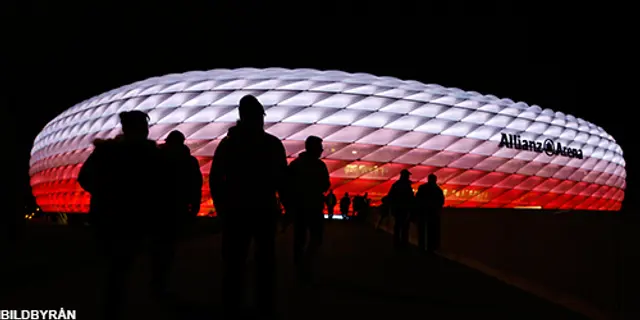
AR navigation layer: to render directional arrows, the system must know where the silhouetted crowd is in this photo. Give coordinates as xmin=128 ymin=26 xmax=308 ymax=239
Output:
xmin=78 ymin=95 xmax=444 ymax=320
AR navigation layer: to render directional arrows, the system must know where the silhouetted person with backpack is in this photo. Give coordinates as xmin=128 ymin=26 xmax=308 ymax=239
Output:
xmin=325 ymin=190 xmax=337 ymax=220
xmin=387 ymin=169 xmax=414 ymax=248
xmin=78 ymin=111 xmax=163 ymax=320
xmin=284 ymin=136 xmax=331 ymax=284
xmin=209 ymin=95 xmax=288 ymax=318
xmin=151 ymin=130 xmax=203 ymax=298
xmin=415 ymin=173 xmax=445 ymax=253
xmin=340 ymin=193 xmax=351 ymax=219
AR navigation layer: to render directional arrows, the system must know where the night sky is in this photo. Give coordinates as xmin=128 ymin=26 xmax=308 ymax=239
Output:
xmin=9 ymin=1 xmax=636 ymax=212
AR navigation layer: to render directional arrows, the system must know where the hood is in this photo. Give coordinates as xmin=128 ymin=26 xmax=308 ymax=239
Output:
xmin=93 ymin=137 xmax=117 ymax=147
xmin=226 ymin=122 xmax=264 ymax=139
xmin=93 ymin=135 xmax=155 ymax=148
xmin=93 ymin=138 xmax=107 ymax=146
xmin=160 ymin=143 xmax=191 ymax=156
xmin=427 ymin=181 xmax=440 ymax=189
xmin=297 ymin=151 xmax=323 ymax=161
xmin=227 ymin=125 xmax=240 ymax=138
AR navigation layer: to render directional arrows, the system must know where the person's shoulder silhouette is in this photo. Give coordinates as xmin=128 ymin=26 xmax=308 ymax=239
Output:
xmin=209 ymin=95 xmax=287 ymax=216
xmin=157 ymin=130 xmax=203 ymax=219
xmin=78 ymin=110 xmax=164 ymax=231
xmin=416 ymin=174 xmax=445 ymax=209
xmin=285 ymin=135 xmax=330 ymax=209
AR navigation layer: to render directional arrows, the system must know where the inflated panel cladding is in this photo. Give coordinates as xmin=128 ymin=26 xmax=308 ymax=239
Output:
xmin=30 ymin=68 xmax=625 ymax=213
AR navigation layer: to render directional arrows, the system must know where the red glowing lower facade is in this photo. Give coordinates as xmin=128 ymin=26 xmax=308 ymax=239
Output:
xmin=29 ymin=145 xmax=625 ymax=215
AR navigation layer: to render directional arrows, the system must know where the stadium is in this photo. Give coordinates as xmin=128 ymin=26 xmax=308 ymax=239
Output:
xmin=29 ymin=68 xmax=626 ymax=215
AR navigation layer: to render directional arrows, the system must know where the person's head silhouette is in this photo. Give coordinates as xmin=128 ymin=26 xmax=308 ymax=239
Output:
xmin=119 ymin=111 xmax=150 ymax=140
xmin=400 ymin=169 xmax=411 ymax=180
xmin=166 ymin=130 xmax=186 ymax=146
xmin=428 ymin=173 xmax=437 ymax=184
xmin=305 ymin=135 xmax=324 ymax=159
xmin=238 ymin=95 xmax=265 ymax=130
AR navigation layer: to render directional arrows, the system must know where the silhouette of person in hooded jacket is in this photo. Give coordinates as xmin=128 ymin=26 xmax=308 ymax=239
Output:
xmin=209 ymin=95 xmax=288 ymax=318
xmin=78 ymin=110 xmax=163 ymax=320
xmin=284 ymin=135 xmax=330 ymax=284
xmin=151 ymin=130 xmax=203 ymax=298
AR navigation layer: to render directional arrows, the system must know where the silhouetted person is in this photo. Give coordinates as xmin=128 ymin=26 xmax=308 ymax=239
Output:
xmin=376 ymin=195 xmax=391 ymax=230
xmin=325 ymin=190 xmax=337 ymax=220
xmin=78 ymin=111 xmax=163 ymax=320
xmin=415 ymin=174 xmax=445 ymax=253
xmin=361 ymin=192 xmax=371 ymax=222
xmin=352 ymin=195 xmax=363 ymax=220
xmin=151 ymin=130 xmax=203 ymax=298
xmin=387 ymin=169 xmax=414 ymax=248
xmin=340 ymin=193 xmax=351 ymax=219
xmin=284 ymin=136 xmax=330 ymax=284
xmin=209 ymin=95 xmax=287 ymax=318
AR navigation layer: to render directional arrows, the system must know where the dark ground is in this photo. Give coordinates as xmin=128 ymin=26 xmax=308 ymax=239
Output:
xmin=0 ymin=219 xmax=586 ymax=320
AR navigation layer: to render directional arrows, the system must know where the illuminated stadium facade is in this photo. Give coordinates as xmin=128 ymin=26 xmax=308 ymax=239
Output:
xmin=29 ymin=68 xmax=626 ymax=214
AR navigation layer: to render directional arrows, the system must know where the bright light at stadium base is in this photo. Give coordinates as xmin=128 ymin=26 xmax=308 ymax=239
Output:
xmin=325 ymin=214 xmax=345 ymax=220
xmin=29 ymin=68 xmax=626 ymax=214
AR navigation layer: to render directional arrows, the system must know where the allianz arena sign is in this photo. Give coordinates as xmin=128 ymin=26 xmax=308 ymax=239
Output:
xmin=499 ymin=133 xmax=584 ymax=159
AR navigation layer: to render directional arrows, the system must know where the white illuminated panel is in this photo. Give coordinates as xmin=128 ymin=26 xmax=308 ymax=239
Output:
xmin=284 ymin=107 xmax=339 ymax=124
xmin=264 ymin=106 xmax=304 ymax=123
xmin=278 ymin=92 xmax=329 ymax=106
xmin=318 ymin=109 xmax=370 ymax=126
xmin=352 ymin=112 xmax=401 ymax=128
xmin=347 ymin=96 xmax=393 ymax=111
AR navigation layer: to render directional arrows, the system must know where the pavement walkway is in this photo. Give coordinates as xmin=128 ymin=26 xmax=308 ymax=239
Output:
xmin=0 ymin=221 xmax=585 ymax=319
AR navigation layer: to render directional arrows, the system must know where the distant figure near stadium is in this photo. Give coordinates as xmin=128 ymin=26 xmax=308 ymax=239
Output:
xmin=415 ymin=173 xmax=445 ymax=253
